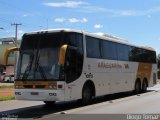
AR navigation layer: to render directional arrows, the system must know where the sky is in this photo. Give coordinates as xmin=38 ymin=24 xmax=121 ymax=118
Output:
xmin=0 ymin=0 xmax=160 ymax=54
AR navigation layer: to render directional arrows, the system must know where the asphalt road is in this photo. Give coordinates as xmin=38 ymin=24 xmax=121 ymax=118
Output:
xmin=0 ymin=85 xmax=160 ymax=120
xmin=62 ymin=90 xmax=160 ymax=114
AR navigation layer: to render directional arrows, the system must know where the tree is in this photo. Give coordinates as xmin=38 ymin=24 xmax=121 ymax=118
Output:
xmin=157 ymin=54 xmax=160 ymax=69
xmin=157 ymin=54 xmax=160 ymax=79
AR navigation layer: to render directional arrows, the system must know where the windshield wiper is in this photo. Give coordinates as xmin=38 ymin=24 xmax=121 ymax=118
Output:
xmin=21 ymin=54 xmax=34 ymax=80
xmin=34 ymin=51 xmax=47 ymax=80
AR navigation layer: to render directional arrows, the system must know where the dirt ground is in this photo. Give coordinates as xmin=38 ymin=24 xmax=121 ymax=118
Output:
xmin=0 ymin=83 xmax=14 ymax=97
xmin=0 ymin=88 xmax=14 ymax=97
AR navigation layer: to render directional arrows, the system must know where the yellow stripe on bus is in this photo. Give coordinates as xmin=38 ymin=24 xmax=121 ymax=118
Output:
xmin=136 ymin=63 xmax=152 ymax=83
xmin=14 ymin=81 xmax=57 ymax=89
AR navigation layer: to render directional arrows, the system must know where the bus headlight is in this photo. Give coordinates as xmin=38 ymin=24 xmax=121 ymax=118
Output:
xmin=48 ymin=85 xmax=57 ymax=89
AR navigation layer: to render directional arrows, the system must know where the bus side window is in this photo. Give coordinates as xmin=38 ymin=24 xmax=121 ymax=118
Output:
xmin=117 ymin=44 xmax=129 ymax=61
xmin=101 ymin=40 xmax=117 ymax=60
xmin=86 ymin=36 xmax=101 ymax=58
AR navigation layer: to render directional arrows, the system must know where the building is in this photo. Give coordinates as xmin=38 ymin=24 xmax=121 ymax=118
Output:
xmin=0 ymin=37 xmax=20 ymax=81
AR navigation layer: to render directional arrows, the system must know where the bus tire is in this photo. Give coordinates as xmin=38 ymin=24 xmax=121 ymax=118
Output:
xmin=142 ymin=79 xmax=148 ymax=93
xmin=134 ymin=79 xmax=141 ymax=94
xmin=43 ymin=101 xmax=55 ymax=106
xmin=82 ymin=85 xmax=92 ymax=104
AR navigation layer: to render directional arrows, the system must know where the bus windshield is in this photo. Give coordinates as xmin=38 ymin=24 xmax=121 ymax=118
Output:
xmin=16 ymin=32 xmax=65 ymax=81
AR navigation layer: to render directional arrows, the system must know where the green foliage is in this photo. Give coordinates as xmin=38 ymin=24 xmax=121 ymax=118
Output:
xmin=0 ymin=85 xmax=14 ymax=89
xmin=157 ymin=53 xmax=160 ymax=69
xmin=0 ymin=96 xmax=15 ymax=101
xmin=158 ymin=69 xmax=160 ymax=79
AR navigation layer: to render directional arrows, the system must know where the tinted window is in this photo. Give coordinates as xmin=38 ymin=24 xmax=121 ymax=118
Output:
xmin=129 ymin=46 xmax=156 ymax=63
xmin=141 ymin=49 xmax=156 ymax=63
xmin=129 ymin=47 xmax=139 ymax=61
xmin=117 ymin=44 xmax=129 ymax=61
xmin=65 ymin=32 xmax=83 ymax=54
xmin=86 ymin=36 xmax=101 ymax=58
xmin=86 ymin=35 xmax=156 ymax=64
xmin=22 ymin=33 xmax=63 ymax=50
xmin=18 ymin=33 xmax=64 ymax=80
xmin=148 ymin=51 xmax=156 ymax=63
xmin=140 ymin=49 xmax=149 ymax=62
xmin=65 ymin=33 xmax=84 ymax=83
xmin=101 ymin=41 xmax=117 ymax=60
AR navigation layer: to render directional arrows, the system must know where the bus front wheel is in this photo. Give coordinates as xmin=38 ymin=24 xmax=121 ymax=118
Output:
xmin=82 ymin=86 xmax=92 ymax=104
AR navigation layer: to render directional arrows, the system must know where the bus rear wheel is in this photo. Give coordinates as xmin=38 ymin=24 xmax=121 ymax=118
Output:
xmin=82 ymin=86 xmax=92 ymax=104
xmin=134 ymin=80 xmax=141 ymax=94
xmin=142 ymin=79 xmax=148 ymax=93
xmin=44 ymin=101 xmax=56 ymax=106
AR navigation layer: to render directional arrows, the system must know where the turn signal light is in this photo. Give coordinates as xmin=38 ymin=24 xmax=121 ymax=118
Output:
xmin=58 ymin=84 xmax=63 ymax=89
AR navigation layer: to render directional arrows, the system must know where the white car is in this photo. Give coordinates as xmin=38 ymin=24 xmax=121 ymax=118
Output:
xmin=3 ymin=73 xmax=14 ymax=83
xmin=0 ymin=72 xmax=6 ymax=82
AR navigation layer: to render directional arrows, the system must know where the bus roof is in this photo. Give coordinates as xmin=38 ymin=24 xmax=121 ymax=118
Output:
xmin=24 ymin=28 xmax=156 ymax=51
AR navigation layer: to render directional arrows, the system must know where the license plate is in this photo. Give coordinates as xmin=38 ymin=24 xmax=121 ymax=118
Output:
xmin=31 ymin=92 xmax=39 ymax=95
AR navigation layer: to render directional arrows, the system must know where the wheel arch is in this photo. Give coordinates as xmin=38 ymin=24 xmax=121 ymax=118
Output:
xmin=82 ymin=80 xmax=96 ymax=97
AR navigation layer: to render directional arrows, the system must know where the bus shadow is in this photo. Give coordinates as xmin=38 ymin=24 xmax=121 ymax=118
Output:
xmin=0 ymin=90 xmax=155 ymax=119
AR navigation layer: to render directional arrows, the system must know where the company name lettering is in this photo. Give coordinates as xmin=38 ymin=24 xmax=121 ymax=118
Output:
xmin=98 ymin=62 xmax=129 ymax=69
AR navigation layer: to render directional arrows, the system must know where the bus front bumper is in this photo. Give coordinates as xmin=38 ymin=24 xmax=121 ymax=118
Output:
xmin=15 ymin=89 xmax=65 ymax=101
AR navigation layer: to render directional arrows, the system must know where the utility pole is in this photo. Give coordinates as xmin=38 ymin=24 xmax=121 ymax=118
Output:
xmin=11 ymin=23 xmax=22 ymax=46
xmin=0 ymin=27 xmax=4 ymax=41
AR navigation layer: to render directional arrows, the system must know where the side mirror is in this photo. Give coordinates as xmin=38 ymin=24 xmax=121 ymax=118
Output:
xmin=59 ymin=44 xmax=68 ymax=65
xmin=2 ymin=47 xmax=19 ymax=65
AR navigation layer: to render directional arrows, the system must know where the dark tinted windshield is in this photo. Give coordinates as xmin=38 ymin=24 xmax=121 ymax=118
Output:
xmin=16 ymin=32 xmax=65 ymax=81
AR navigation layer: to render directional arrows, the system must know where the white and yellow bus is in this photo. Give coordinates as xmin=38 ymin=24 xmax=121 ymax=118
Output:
xmin=3 ymin=29 xmax=157 ymax=105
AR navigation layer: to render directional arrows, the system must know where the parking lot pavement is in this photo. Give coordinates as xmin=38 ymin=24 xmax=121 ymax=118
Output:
xmin=148 ymin=84 xmax=160 ymax=91
xmin=0 ymin=100 xmax=43 ymax=113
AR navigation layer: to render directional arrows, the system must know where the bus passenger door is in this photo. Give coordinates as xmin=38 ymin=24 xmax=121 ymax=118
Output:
xmin=64 ymin=45 xmax=83 ymax=100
